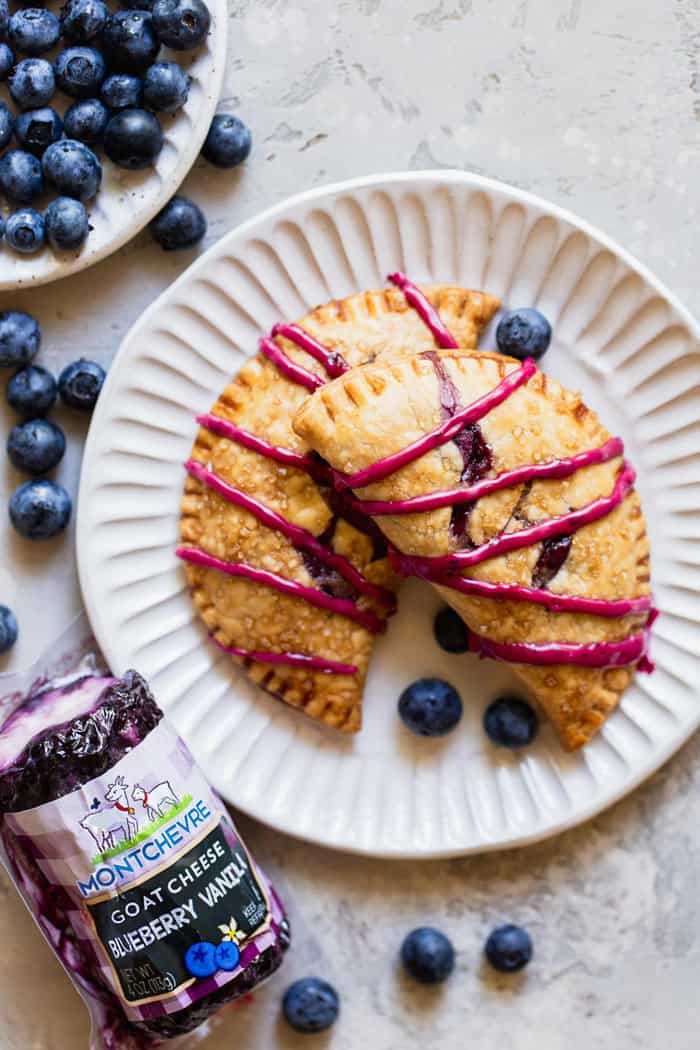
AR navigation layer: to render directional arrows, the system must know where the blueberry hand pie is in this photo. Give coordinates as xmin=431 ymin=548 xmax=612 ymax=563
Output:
xmin=294 ymin=348 xmax=654 ymax=750
xmin=178 ymin=277 xmax=499 ymax=732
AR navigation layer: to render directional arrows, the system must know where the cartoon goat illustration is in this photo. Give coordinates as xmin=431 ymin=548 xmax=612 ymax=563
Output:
xmin=79 ymin=776 xmax=140 ymax=852
xmin=131 ymin=780 xmax=179 ymax=822
xmin=79 ymin=808 xmax=129 ymax=853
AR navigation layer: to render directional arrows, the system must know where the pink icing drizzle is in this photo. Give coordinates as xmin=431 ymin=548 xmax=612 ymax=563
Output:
xmin=259 ymin=336 xmax=324 ymax=392
xmin=272 ymin=323 xmax=349 ymax=378
xmin=210 ymin=634 xmax=358 ymax=675
xmin=332 ymin=358 xmax=537 ymax=491
xmin=349 ymin=437 xmax=625 ymax=515
xmin=467 ymin=624 xmax=653 ymax=670
xmin=197 ymin=414 xmax=331 ymax=481
xmin=429 ymin=571 xmax=653 ymax=617
xmin=388 ymin=272 xmax=459 ymax=348
xmin=176 ymin=546 xmax=386 ymax=635
xmin=392 ymin=463 xmax=637 ymax=576
xmin=185 ymin=459 xmax=396 ymax=610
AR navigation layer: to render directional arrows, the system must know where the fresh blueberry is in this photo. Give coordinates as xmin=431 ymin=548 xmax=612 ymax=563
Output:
xmin=100 ymin=71 xmax=141 ymax=110
xmin=150 ymin=194 xmax=205 ymax=250
xmin=0 ymin=101 xmax=14 ymax=148
xmin=0 ymin=42 xmax=14 ymax=79
xmin=282 ymin=978 xmax=339 ymax=1034
xmin=60 ymin=0 xmax=109 ymax=42
xmin=42 ymin=139 xmax=102 ymax=200
xmin=184 ymin=941 xmax=216 ymax=979
xmin=8 ymin=9 xmax=60 ymax=56
xmin=101 ymin=10 xmax=159 ymax=73
xmin=433 ymin=606 xmax=469 ymax=654
xmin=6 ymin=207 xmax=45 ymax=253
xmin=0 ymin=0 xmax=8 ymax=42
xmin=5 ymin=213 xmax=32 ymax=251
xmin=496 ymin=308 xmax=552 ymax=362
xmin=63 ymin=97 xmax=108 ymax=142
xmin=484 ymin=924 xmax=533 ymax=973
xmin=45 ymin=196 xmax=90 ymax=250
xmin=9 ymin=478 xmax=72 ymax=540
xmin=214 ymin=941 xmax=240 ymax=972
xmin=0 ymin=312 xmax=40 ymax=368
xmin=398 ymin=677 xmax=463 ymax=737
xmin=202 ymin=113 xmax=251 ymax=168
xmin=401 ymin=927 xmax=455 ymax=985
xmin=483 ymin=695 xmax=539 ymax=749
xmin=0 ymin=150 xmax=42 ymax=203
xmin=58 ymin=357 xmax=105 ymax=410
xmin=142 ymin=60 xmax=189 ymax=112
xmin=151 ymin=0 xmax=210 ymax=50
xmin=7 ymin=418 xmax=65 ymax=473
xmin=104 ymin=107 xmax=162 ymax=168
xmin=10 ymin=58 xmax=56 ymax=110
xmin=15 ymin=107 xmax=63 ymax=155
xmin=54 ymin=45 xmax=106 ymax=98
xmin=0 ymin=605 xmax=18 ymax=654
xmin=6 ymin=365 xmax=57 ymax=415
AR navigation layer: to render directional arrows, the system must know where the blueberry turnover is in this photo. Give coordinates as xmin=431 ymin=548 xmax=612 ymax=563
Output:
xmin=178 ymin=278 xmax=500 ymax=732
xmin=294 ymin=332 xmax=654 ymax=750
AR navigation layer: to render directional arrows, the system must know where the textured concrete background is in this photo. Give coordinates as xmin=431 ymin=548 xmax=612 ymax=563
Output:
xmin=1 ymin=1 xmax=700 ymax=1046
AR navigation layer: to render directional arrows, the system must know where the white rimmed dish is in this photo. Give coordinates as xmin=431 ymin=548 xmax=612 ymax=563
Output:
xmin=77 ymin=170 xmax=700 ymax=858
xmin=0 ymin=0 xmax=226 ymax=290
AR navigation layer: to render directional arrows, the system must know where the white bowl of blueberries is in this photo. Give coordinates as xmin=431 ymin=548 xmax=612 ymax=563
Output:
xmin=0 ymin=0 xmax=239 ymax=285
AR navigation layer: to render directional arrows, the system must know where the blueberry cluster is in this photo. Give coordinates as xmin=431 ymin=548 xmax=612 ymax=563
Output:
xmin=0 ymin=308 xmax=106 ymax=652
xmin=0 ymin=0 xmax=251 ymax=255
xmin=399 ymin=923 xmax=533 ymax=983
xmin=282 ymin=922 xmax=533 ymax=1033
xmin=403 ymin=606 xmax=541 ymax=748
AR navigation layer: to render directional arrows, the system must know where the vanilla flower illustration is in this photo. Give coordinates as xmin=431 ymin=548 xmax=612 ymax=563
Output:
xmin=218 ymin=917 xmax=243 ymax=943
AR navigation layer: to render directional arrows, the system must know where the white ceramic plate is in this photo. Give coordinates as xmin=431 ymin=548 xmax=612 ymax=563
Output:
xmin=77 ymin=171 xmax=700 ymax=858
xmin=0 ymin=0 xmax=226 ymax=290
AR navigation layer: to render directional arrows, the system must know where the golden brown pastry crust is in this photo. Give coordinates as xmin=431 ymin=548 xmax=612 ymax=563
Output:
xmin=180 ymin=286 xmax=500 ymax=732
xmin=293 ymin=350 xmax=651 ymax=749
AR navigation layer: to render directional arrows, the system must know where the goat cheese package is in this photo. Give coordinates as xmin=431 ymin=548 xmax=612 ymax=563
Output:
xmin=0 ymin=667 xmax=290 ymax=1048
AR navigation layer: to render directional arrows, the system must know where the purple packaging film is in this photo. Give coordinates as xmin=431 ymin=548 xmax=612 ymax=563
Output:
xmin=0 ymin=615 xmax=290 ymax=1048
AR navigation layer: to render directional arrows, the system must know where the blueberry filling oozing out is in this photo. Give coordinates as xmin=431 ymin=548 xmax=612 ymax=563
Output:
xmin=324 ymin=487 xmax=388 ymax=562
xmin=447 ymin=424 xmax=493 ymax=542
xmin=300 ymin=517 xmax=358 ymax=601
xmin=449 ymin=499 xmax=475 ymax=544
xmin=531 ymin=534 xmax=572 ymax=589
xmin=452 ymin=422 xmax=493 ymax=485
xmin=424 ymin=352 xmax=494 ymax=544
xmin=309 ymin=450 xmax=388 ymax=563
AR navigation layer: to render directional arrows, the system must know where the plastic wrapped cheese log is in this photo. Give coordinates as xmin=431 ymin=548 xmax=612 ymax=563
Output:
xmin=0 ymin=669 xmax=290 ymax=1048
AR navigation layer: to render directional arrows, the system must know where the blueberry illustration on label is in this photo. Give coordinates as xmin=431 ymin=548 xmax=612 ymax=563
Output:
xmin=184 ymin=941 xmax=217 ymax=979
xmin=215 ymin=940 xmax=240 ymax=972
